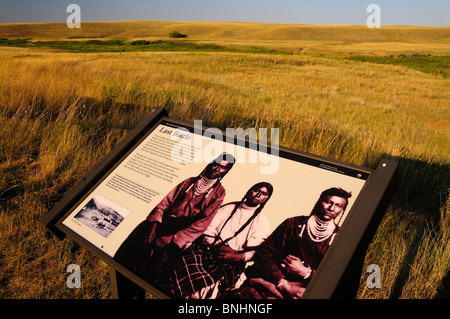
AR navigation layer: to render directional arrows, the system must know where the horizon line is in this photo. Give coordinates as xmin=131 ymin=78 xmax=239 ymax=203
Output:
xmin=0 ymin=19 xmax=449 ymax=28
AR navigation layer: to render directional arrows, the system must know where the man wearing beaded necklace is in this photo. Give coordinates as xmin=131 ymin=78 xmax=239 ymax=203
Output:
xmin=113 ymin=153 xmax=235 ymax=282
xmin=232 ymin=187 xmax=352 ymax=299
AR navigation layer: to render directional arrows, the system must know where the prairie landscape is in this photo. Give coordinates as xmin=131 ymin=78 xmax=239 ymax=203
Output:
xmin=0 ymin=20 xmax=448 ymax=299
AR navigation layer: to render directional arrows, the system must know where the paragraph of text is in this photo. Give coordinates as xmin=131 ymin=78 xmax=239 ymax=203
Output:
xmin=124 ymin=152 xmax=180 ymax=183
xmin=106 ymin=174 xmax=160 ymax=204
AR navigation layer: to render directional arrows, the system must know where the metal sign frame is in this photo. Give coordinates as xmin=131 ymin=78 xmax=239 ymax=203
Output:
xmin=42 ymin=106 xmax=398 ymax=299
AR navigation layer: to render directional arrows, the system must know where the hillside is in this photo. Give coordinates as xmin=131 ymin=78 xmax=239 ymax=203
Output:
xmin=0 ymin=20 xmax=449 ymax=43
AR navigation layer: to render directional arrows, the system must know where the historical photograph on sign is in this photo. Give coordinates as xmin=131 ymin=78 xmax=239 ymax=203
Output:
xmin=73 ymin=194 xmax=129 ymax=238
xmin=61 ymin=120 xmax=368 ymax=299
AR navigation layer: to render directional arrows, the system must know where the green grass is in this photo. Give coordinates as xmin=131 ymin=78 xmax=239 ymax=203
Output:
xmin=0 ymin=37 xmax=293 ymax=55
xmin=346 ymin=54 xmax=450 ymax=78
xmin=0 ymin=38 xmax=32 ymax=46
xmin=2 ymin=38 xmax=448 ymax=78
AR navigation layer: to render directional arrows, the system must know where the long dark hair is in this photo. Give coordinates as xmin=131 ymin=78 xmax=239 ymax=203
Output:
xmin=213 ymin=182 xmax=274 ymax=247
xmin=243 ymin=182 xmax=274 ymax=207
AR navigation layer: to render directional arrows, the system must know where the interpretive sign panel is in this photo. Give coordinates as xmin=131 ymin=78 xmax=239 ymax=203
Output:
xmin=43 ymin=107 xmax=397 ymax=299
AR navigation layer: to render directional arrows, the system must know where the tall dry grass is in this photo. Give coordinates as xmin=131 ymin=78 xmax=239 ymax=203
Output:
xmin=0 ymin=41 xmax=448 ymax=298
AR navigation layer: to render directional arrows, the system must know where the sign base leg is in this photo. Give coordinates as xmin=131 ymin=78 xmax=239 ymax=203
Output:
xmin=109 ymin=267 xmax=146 ymax=299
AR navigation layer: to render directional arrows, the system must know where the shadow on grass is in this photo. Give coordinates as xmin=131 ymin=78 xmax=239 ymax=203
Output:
xmin=382 ymin=155 xmax=449 ymax=223
xmin=379 ymin=155 xmax=449 ymax=299
xmin=388 ymin=226 xmax=424 ymax=299
xmin=435 ymin=270 xmax=450 ymax=299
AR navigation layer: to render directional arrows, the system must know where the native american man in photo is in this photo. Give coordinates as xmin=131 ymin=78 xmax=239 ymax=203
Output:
xmin=232 ymin=187 xmax=352 ymax=299
xmin=114 ymin=153 xmax=235 ymax=282
xmin=171 ymin=182 xmax=274 ymax=299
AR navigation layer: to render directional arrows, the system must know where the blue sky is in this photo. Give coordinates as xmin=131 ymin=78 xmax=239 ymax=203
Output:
xmin=1 ymin=0 xmax=449 ymax=26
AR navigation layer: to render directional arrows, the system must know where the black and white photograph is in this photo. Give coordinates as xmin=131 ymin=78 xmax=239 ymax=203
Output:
xmin=74 ymin=194 xmax=129 ymax=238
xmin=60 ymin=119 xmax=371 ymax=299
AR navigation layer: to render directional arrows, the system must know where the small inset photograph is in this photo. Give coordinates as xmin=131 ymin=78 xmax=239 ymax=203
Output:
xmin=74 ymin=194 xmax=129 ymax=238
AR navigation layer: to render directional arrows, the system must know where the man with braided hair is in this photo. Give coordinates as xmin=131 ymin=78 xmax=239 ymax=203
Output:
xmin=232 ymin=187 xmax=352 ymax=299
xmin=170 ymin=182 xmax=274 ymax=299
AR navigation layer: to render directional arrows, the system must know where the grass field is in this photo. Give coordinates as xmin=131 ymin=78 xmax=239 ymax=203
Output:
xmin=0 ymin=21 xmax=449 ymax=299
